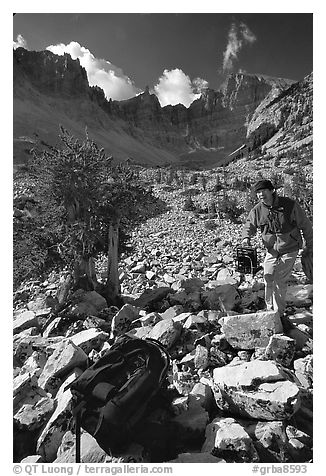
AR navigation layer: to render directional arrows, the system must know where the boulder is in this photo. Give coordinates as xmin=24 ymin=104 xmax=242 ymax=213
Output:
xmin=172 ymin=363 xmax=199 ymax=395
xmin=212 ymin=360 xmax=301 ymax=420
xmin=42 ymin=317 xmax=63 ymax=338
xmin=285 ymin=425 xmax=313 ymax=462
xmin=172 ymin=405 xmax=209 ymax=439
xmin=189 ymin=382 xmax=216 ymax=412
xmin=293 ymin=355 xmax=313 ymax=389
xmin=168 ymin=452 xmax=225 ymax=463
xmin=168 ymin=290 xmax=188 ymax=306
xmin=184 ymin=314 xmax=209 ymax=331
xmin=194 ymin=344 xmax=209 ymax=370
xmin=148 ymin=318 xmax=182 ymax=349
xmin=286 ymin=285 xmax=313 ymax=306
xmin=221 ymin=310 xmax=283 ymax=349
xmin=132 ymin=287 xmax=171 ymax=310
xmin=13 ymin=310 xmax=39 ymax=335
xmin=68 ymin=290 xmax=107 ymax=316
xmin=201 ymin=417 xmax=259 ymax=463
xmin=287 ymin=327 xmax=313 ymax=351
xmin=126 ymin=326 xmax=152 ymax=339
xmin=54 ymin=431 xmax=107 ymax=463
xmin=14 ymin=335 xmax=62 ymax=367
xmin=68 ymin=328 xmax=110 ymax=354
xmin=265 ymin=334 xmax=296 ymax=367
xmin=38 ymin=340 xmax=88 ymax=395
xmin=18 ymin=350 xmax=48 ymax=379
xmin=37 ymin=369 xmax=82 ymax=462
xmin=161 ymin=305 xmax=184 ymax=320
xmin=14 ymin=385 xmax=55 ymax=431
xmin=179 ymin=277 xmax=205 ymax=293
xmin=244 ymin=420 xmax=291 ymax=462
xmin=202 ymin=284 xmax=240 ymax=311
xmin=20 ymin=455 xmax=43 ymax=463
xmin=110 ymin=303 xmax=140 ymax=337
xmin=137 ymin=312 xmax=162 ymax=327
xmin=13 ymin=373 xmax=39 ymax=412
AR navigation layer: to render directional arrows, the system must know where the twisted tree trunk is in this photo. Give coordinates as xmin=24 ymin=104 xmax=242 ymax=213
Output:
xmin=105 ymin=218 xmax=121 ymax=305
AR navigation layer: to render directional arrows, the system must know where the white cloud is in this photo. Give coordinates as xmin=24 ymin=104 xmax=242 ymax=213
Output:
xmin=46 ymin=41 xmax=141 ymax=101
xmin=223 ymin=21 xmax=257 ymax=71
xmin=154 ymin=69 xmax=208 ymax=107
xmin=240 ymin=22 xmax=257 ymax=44
xmin=13 ymin=34 xmax=28 ymax=50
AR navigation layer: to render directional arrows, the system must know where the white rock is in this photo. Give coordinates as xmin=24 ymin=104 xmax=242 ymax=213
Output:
xmin=20 ymin=455 xmax=43 ymax=463
xmin=37 ymin=369 xmax=82 ymax=462
xmin=148 ymin=318 xmax=182 ymax=349
xmin=13 ymin=310 xmax=38 ymax=335
xmin=265 ymin=334 xmax=296 ymax=366
xmin=168 ymin=452 xmax=225 ymax=463
xmin=68 ymin=328 xmax=110 ymax=354
xmin=38 ymin=340 xmax=88 ymax=395
xmin=221 ymin=310 xmax=283 ymax=349
xmin=213 ymin=360 xmax=301 ymax=420
xmin=111 ymin=303 xmax=140 ymax=337
xmin=201 ymin=416 xmax=259 ymax=462
xmin=14 ymin=386 xmax=54 ymax=431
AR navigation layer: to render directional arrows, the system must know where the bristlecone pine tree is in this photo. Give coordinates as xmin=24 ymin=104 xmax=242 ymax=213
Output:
xmin=29 ymin=126 xmax=155 ymax=305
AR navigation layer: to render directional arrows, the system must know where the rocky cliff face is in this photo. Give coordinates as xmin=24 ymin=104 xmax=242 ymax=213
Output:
xmin=14 ymin=47 xmax=89 ymax=97
xmin=13 ymin=48 xmax=309 ymax=168
xmin=246 ymin=73 xmax=313 ymax=155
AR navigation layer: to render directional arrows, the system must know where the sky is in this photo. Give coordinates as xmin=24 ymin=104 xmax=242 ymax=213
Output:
xmin=13 ymin=12 xmax=313 ymax=107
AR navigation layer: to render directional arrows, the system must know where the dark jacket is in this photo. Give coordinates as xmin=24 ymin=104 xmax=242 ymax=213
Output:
xmin=242 ymin=194 xmax=313 ymax=256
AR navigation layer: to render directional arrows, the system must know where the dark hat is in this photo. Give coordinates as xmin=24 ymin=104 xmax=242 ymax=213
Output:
xmin=253 ymin=179 xmax=275 ymax=193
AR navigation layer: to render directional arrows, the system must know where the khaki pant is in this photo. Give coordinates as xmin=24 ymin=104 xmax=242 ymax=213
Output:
xmin=263 ymin=250 xmax=298 ymax=316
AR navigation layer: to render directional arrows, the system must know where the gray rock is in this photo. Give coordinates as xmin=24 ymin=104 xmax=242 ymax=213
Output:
xmin=286 ymin=285 xmax=313 ymax=306
xmin=68 ymin=290 xmax=107 ymax=316
xmin=287 ymin=327 xmax=313 ymax=351
xmin=42 ymin=317 xmax=63 ymax=338
xmin=221 ymin=311 xmax=283 ymax=349
xmin=68 ymin=328 xmax=110 ymax=354
xmin=14 ymin=386 xmax=55 ymax=431
xmin=132 ymin=287 xmax=171 ymax=309
xmin=13 ymin=373 xmax=39 ymax=412
xmin=13 ymin=310 xmax=39 ymax=335
xmin=179 ymin=277 xmax=205 ymax=293
xmin=126 ymin=325 xmax=152 ymax=339
xmin=38 ymin=340 xmax=88 ymax=395
xmin=212 ymin=360 xmax=301 ymax=420
xmin=265 ymin=334 xmax=296 ymax=367
xmin=194 ymin=344 xmax=209 ymax=370
xmin=172 ymin=404 xmax=209 ymax=437
xmin=37 ymin=369 xmax=82 ymax=462
xmin=189 ymin=382 xmax=215 ymax=412
xmin=20 ymin=455 xmax=43 ymax=463
xmin=244 ymin=420 xmax=291 ymax=462
xmin=54 ymin=431 xmax=107 ymax=463
xmin=111 ymin=303 xmax=139 ymax=337
xmin=168 ymin=452 xmax=225 ymax=463
xmin=294 ymin=355 xmax=313 ymax=388
xmin=161 ymin=305 xmax=184 ymax=320
xmin=137 ymin=312 xmax=162 ymax=327
xmin=172 ymin=363 xmax=199 ymax=395
xmin=20 ymin=349 xmax=48 ymax=378
xmin=148 ymin=318 xmax=182 ymax=349
xmin=202 ymin=284 xmax=240 ymax=311
xmin=201 ymin=416 xmax=259 ymax=463
xmin=14 ymin=335 xmax=63 ymax=367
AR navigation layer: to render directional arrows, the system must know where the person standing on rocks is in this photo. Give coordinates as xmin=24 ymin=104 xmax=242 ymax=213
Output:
xmin=241 ymin=179 xmax=313 ymax=320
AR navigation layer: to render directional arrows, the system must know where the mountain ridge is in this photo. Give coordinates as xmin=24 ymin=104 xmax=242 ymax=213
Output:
xmin=13 ymin=48 xmax=312 ymax=169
